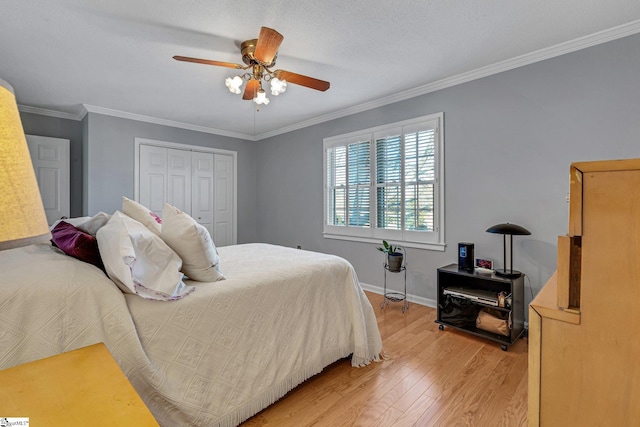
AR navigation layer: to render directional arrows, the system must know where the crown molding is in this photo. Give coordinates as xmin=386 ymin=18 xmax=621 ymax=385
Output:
xmin=81 ymin=104 xmax=255 ymax=141
xmin=18 ymin=19 xmax=640 ymax=142
xmin=256 ymin=19 xmax=640 ymax=140
xmin=18 ymin=104 xmax=86 ymax=121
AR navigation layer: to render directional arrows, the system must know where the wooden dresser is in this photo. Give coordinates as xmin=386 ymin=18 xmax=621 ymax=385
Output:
xmin=528 ymin=159 xmax=640 ymax=426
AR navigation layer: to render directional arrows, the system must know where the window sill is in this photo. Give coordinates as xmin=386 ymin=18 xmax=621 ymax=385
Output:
xmin=323 ymin=233 xmax=447 ymax=252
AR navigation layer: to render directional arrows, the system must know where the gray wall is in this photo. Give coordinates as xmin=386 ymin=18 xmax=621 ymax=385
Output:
xmin=84 ymin=113 xmax=258 ymax=243
xmin=19 ymin=32 xmax=640 ymax=309
xmin=20 ymin=112 xmax=84 ymax=217
xmin=254 ymin=33 xmax=640 ymax=306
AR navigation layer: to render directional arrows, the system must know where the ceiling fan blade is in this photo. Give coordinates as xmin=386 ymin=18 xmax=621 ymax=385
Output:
xmin=253 ymin=27 xmax=284 ymax=65
xmin=243 ymin=79 xmax=260 ymax=100
xmin=173 ymin=55 xmax=244 ymax=69
xmin=273 ymin=70 xmax=330 ymax=92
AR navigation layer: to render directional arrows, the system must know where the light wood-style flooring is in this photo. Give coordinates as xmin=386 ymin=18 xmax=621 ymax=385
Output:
xmin=242 ymin=292 xmax=528 ymax=427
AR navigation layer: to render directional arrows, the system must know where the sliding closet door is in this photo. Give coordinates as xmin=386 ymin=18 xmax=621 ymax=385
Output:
xmin=140 ymin=146 xmax=192 ymax=217
xmin=167 ymin=148 xmax=191 ymax=214
xmin=192 ymin=151 xmax=214 ymax=238
xmin=139 ymin=144 xmax=167 ymax=217
xmin=214 ymin=154 xmax=234 ymax=247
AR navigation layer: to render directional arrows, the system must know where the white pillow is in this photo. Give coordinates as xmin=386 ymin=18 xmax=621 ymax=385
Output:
xmin=97 ymin=211 xmax=194 ymax=301
xmin=161 ymin=203 xmax=225 ymax=282
xmin=76 ymin=211 xmax=111 ymax=236
xmin=122 ymin=196 xmax=162 ymax=236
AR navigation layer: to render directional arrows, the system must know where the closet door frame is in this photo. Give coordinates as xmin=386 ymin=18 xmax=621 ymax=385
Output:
xmin=134 ymin=137 xmax=237 ymax=245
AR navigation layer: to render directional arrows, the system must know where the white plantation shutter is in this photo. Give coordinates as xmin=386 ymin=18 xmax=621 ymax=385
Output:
xmin=323 ymin=113 xmax=444 ymax=250
xmin=326 ymin=145 xmax=346 ymax=226
xmin=404 ymin=125 xmax=436 ymax=232
xmin=324 ymin=135 xmax=372 ymax=238
xmin=347 ymin=141 xmax=370 ymax=227
xmin=375 ymin=131 xmax=402 ymax=230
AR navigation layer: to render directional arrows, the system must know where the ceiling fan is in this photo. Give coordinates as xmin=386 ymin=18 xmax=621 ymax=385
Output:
xmin=173 ymin=26 xmax=330 ymax=105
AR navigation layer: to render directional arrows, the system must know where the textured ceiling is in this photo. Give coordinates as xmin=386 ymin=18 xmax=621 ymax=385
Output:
xmin=3 ymin=1 xmax=640 ymax=140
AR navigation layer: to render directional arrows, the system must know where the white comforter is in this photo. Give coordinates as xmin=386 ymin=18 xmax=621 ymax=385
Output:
xmin=0 ymin=243 xmax=151 ymax=374
xmin=0 ymin=243 xmax=382 ymax=426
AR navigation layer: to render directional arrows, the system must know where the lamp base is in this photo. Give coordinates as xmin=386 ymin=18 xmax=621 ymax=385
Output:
xmin=495 ymin=269 xmax=523 ymax=278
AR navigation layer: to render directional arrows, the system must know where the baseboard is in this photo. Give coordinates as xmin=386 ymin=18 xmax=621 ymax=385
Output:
xmin=360 ymin=282 xmax=437 ymax=309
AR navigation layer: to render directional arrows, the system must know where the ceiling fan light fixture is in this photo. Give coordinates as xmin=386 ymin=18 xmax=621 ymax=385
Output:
xmin=225 ymin=76 xmax=243 ymax=94
xmin=174 ymin=26 xmax=330 ymax=106
xmin=270 ymin=77 xmax=287 ymax=96
xmin=253 ymin=88 xmax=270 ymax=105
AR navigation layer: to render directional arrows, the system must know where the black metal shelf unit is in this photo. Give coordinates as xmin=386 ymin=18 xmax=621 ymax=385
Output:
xmin=436 ymin=263 xmax=525 ymax=351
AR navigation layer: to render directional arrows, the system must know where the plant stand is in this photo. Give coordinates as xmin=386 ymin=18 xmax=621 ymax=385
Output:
xmin=381 ymin=264 xmax=409 ymax=313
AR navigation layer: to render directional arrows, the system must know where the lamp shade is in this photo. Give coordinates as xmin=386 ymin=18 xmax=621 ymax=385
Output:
xmin=486 ymin=223 xmax=531 ymax=236
xmin=0 ymin=78 xmax=51 ymax=250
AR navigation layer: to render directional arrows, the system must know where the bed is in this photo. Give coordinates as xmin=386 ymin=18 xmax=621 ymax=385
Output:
xmin=0 ymin=241 xmax=382 ymax=426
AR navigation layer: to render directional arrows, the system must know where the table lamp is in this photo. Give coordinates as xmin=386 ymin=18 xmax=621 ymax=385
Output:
xmin=486 ymin=223 xmax=531 ymax=278
xmin=0 ymin=78 xmax=51 ymax=251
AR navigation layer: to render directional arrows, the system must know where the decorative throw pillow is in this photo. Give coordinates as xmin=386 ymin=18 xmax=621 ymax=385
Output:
xmin=51 ymin=221 xmax=105 ymax=271
xmin=161 ymin=203 xmax=225 ymax=282
xmin=122 ymin=196 xmax=162 ymax=236
xmin=97 ymin=211 xmax=194 ymax=301
xmin=76 ymin=211 xmax=111 ymax=236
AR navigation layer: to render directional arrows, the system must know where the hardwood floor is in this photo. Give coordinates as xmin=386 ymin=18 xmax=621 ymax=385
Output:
xmin=242 ymin=292 xmax=528 ymax=427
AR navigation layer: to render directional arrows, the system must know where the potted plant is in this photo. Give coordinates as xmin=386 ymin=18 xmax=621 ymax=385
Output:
xmin=377 ymin=240 xmax=404 ymax=272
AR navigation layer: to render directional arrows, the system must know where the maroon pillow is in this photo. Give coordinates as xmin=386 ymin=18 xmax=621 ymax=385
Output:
xmin=51 ymin=221 xmax=105 ymax=271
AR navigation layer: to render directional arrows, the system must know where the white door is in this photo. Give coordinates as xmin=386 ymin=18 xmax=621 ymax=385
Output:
xmin=167 ymin=148 xmax=191 ymax=213
xmin=140 ymin=146 xmax=193 ymax=217
xmin=139 ymin=144 xmax=167 ymax=217
xmin=213 ymin=154 xmax=234 ymax=247
xmin=192 ymin=152 xmax=214 ymax=238
xmin=26 ymin=135 xmax=70 ymax=225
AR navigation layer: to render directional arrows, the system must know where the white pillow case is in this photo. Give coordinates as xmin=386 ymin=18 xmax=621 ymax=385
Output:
xmin=122 ymin=196 xmax=162 ymax=236
xmin=97 ymin=211 xmax=194 ymax=301
xmin=161 ymin=203 xmax=225 ymax=282
xmin=76 ymin=211 xmax=111 ymax=236
xmin=50 ymin=212 xmax=111 ymax=236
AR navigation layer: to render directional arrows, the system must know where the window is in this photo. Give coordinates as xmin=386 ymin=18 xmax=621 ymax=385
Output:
xmin=323 ymin=113 xmax=444 ymax=250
